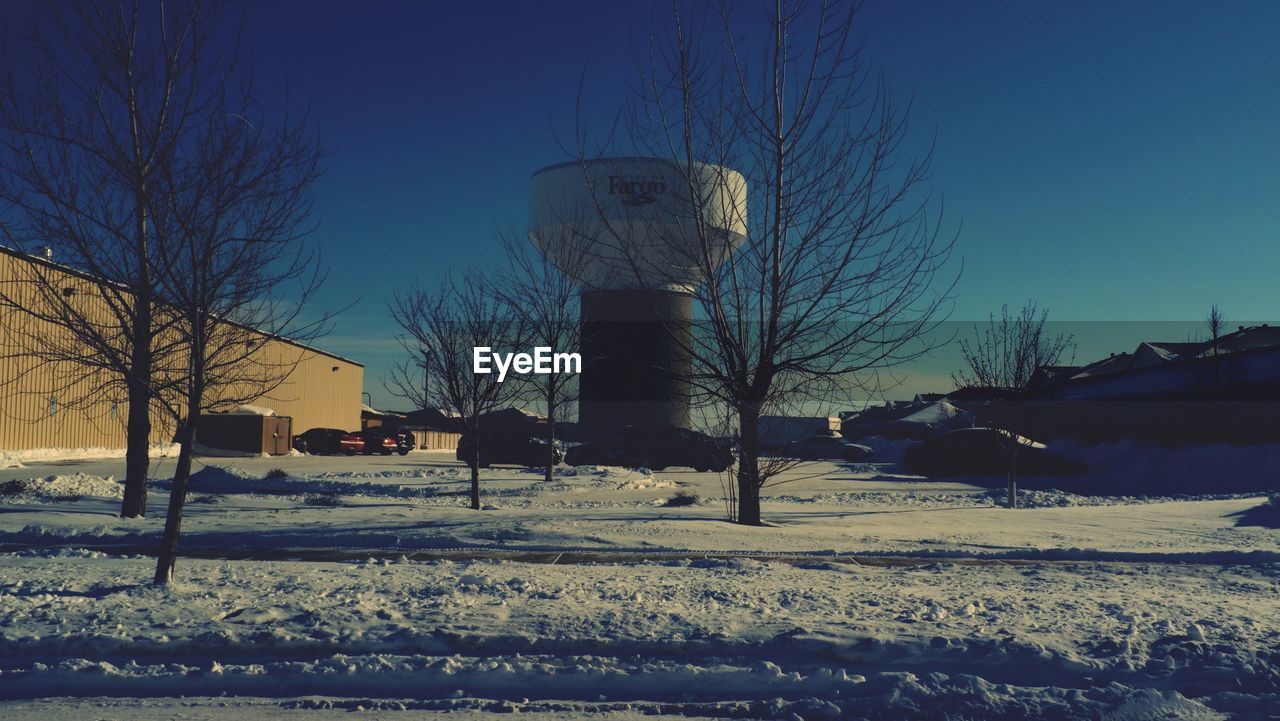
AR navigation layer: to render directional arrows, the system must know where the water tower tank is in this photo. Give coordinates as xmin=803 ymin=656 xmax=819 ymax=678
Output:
xmin=529 ymin=157 xmax=747 ymax=436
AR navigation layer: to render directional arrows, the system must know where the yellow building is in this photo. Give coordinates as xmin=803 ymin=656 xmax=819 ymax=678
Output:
xmin=0 ymin=246 xmax=362 ymax=452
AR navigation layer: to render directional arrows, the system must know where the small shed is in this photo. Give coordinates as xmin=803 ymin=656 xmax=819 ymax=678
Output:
xmin=198 ymin=406 xmax=292 ymax=455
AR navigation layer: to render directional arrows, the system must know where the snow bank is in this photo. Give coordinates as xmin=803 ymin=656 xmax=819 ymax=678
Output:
xmin=176 ymin=465 xmax=438 ymax=498
xmin=0 ymin=474 xmax=123 ymax=502
xmin=192 ymin=442 xmax=271 ymax=459
xmin=224 ymin=404 xmax=276 ymax=416
xmin=0 ymin=444 xmax=178 ymax=465
xmin=862 ymin=436 xmax=1280 ymax=497
xmin=1040 ymin=441 xmax=1280 ymax=495
xmin=851 ymin=435 xmax=917 ymax=463
xmin=615 ymin=476 xmax=679 ymax=491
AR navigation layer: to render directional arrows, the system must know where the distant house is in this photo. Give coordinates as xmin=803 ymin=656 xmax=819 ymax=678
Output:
xmin=366 ymin=407 xmax=462 ymax=452
xmin=361 ymin=404 xmax=406 ymax=429
xmin=400 ymin=407 xmax=464 ymax=432
xmin=757 ymin=416 xmax=840 ymax=449
xmin=957 ymin=325 xmax=1280 ymax=445
xmin=841 ymin=399 xmax=973 ymax=441
xmin=1030 ymin=325 xmax=1280 ymax=402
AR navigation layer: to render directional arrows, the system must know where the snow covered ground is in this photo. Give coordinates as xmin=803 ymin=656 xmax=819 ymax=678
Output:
xmin=2 ymin=450 xmax=1278 ymax=718
xmin=2 ymin=454 xmax=1275 ymax=563
xmin=0 ymin=443 xmax=180 ymax=470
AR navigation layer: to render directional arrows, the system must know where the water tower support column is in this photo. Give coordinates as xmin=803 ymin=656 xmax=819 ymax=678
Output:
xmin=578 ymin=288 xmax=693 ymax=438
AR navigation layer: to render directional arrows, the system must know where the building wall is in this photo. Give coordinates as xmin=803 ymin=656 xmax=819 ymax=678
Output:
xmin=0 ymin=249 xmax=362 ymax=451
xmin=413 ymin=430 xmax=460 ymax=452
xmin=248 ymin=340 xmax=363 ymax=434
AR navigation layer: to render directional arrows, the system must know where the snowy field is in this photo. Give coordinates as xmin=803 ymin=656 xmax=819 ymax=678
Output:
xmin=2 ymin=450 xmax=1279 ymax=718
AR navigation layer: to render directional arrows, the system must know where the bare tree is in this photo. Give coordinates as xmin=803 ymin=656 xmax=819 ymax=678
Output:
xmin=952 ymin=302 xmax=1073 ymax=508
xmin=1191 ymin=303 xmax=1235 ymax=397
xmin=0 ymin=0 xmax=230 ymax=517
xmin=489 ymin=231 xmax=581 ymax=483
xmin=575 ymin=1 xmax=956 ymax=524
xmin=387 ymin=276 xmax=523 ymax=510
xmin=1206 ymin=304 xmax=1226 ymax=344
xmin=137 ymin=9 xmax=327 ymax=584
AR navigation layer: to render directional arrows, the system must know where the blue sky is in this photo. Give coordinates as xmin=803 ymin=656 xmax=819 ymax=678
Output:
xmin=6 ymin=1 xmax=1279 ymax=409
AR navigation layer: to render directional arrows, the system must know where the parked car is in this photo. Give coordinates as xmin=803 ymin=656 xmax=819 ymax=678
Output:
xmin=784 ymin=431 xmax=874 ymax=461
xmin=359 ymin=427 xmax=416 ymax=456
xmin=566 ymin=424 xmax=735 ymax=472
xmin=456 ymin=434 xmax=564 ymax=468
xmin=901 ymin=427 xmax=1084 ymax=477
xmin=293 ymin=428 xmax=364 ymax=455
xmin=357 ymin=429 xmax=400 ymax=455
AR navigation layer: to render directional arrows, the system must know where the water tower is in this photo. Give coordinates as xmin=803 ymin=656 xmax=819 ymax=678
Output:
xmin=529 ymin=157 xmax=747 ymax=437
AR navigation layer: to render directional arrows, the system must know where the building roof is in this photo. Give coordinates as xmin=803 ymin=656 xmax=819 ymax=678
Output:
xmin=1055 ymin=325 xmax=1280 ymax=384
xmin=1031 ymin=324 xmax=1280 ymax=400
xmin=0 ymin=244 xmax=362 ymax=368
xmin=361 ymin=405 xmax=406 ymax=419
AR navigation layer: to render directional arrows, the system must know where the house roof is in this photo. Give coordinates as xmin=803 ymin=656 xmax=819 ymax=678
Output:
xmin=1036 ymin=324 xmax=1280 ymax=389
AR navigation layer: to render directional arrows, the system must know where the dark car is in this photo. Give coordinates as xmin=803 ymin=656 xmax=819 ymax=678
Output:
xmin=566 ymin=424 xmax=735 ymax=472
xmin=456 ymin=434 xmax=564 ymax=468
xmin=784 ymin=431 xmax=874 ymax=462
xmin=293 ymin=428 xmax=364 ymax=455
xmin=359 ymin=427 xmax=416 ymax=456
xmin=357 ymin=429 xmax=400 ymax=455
xmin=901 ymin=428 xmax=1083 ymax=477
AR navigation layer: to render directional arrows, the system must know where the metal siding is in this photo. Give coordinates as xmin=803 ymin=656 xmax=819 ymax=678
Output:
xmin=0 ymin=251 xmax=361 ymax=451
xmin=256 ymin=341 xmax=363 ymax=434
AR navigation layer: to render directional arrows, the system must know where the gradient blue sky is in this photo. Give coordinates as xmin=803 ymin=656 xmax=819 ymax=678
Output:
xmin=7 ymin=1 xmax=1280 ymax=408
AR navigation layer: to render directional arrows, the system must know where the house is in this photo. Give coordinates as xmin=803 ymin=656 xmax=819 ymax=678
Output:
xmin=959 ymin=325 xmax=1280 ymax=445
xmin=1031 ymin=325 xmax=1280 ymax=402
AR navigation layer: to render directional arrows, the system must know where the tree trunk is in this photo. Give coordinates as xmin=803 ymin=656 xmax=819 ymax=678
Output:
xmin=122 ymin=102 xmax=153 ymax=519
xmin=736 ymin=404 xmax=763 ymax=526
xmin=120 ymin=375 xmax=151 ymax=518
xmin=544 ymin=383 xmax=556 ymax=484
xmin=120 ymin=301 xmax=153 ymax=518
xmin=1007 ymin=446 xmax=1019 ymax=509
xmin=154 ymin=412 xmax=197 ymax=584
xmin=470 ymin=434 xmax=481 ymax=510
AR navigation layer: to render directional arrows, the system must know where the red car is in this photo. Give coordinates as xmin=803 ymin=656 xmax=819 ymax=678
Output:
xmin=357 ymin=429 xmax=401 ymax=455
xmin=293 ymin=428 xmax=364 ymax=455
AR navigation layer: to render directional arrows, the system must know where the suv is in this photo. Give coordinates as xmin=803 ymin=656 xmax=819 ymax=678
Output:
xmin=456 ymin=434 xmax=564 ymax=468
xmin=566 ymin=425 xmax=735 ymax=472
xmin=359 ymin=427 xmax=416 ymax=456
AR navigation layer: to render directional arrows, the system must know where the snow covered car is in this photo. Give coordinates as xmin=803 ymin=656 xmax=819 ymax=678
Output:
xmin=783 ymin=431 xmax=874 ymax=461
xmin=358 ymin=427 xmax=416 ymax=456
xmin=566 ymin=424 xmax=735 ymax=472
xmin=901 ymin=428 xmax=1084 ymax=477
xmin=456 ymin=434 xmax=563 ymax=468
xmin=292 ymin=428 xmax=364 ymax=455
